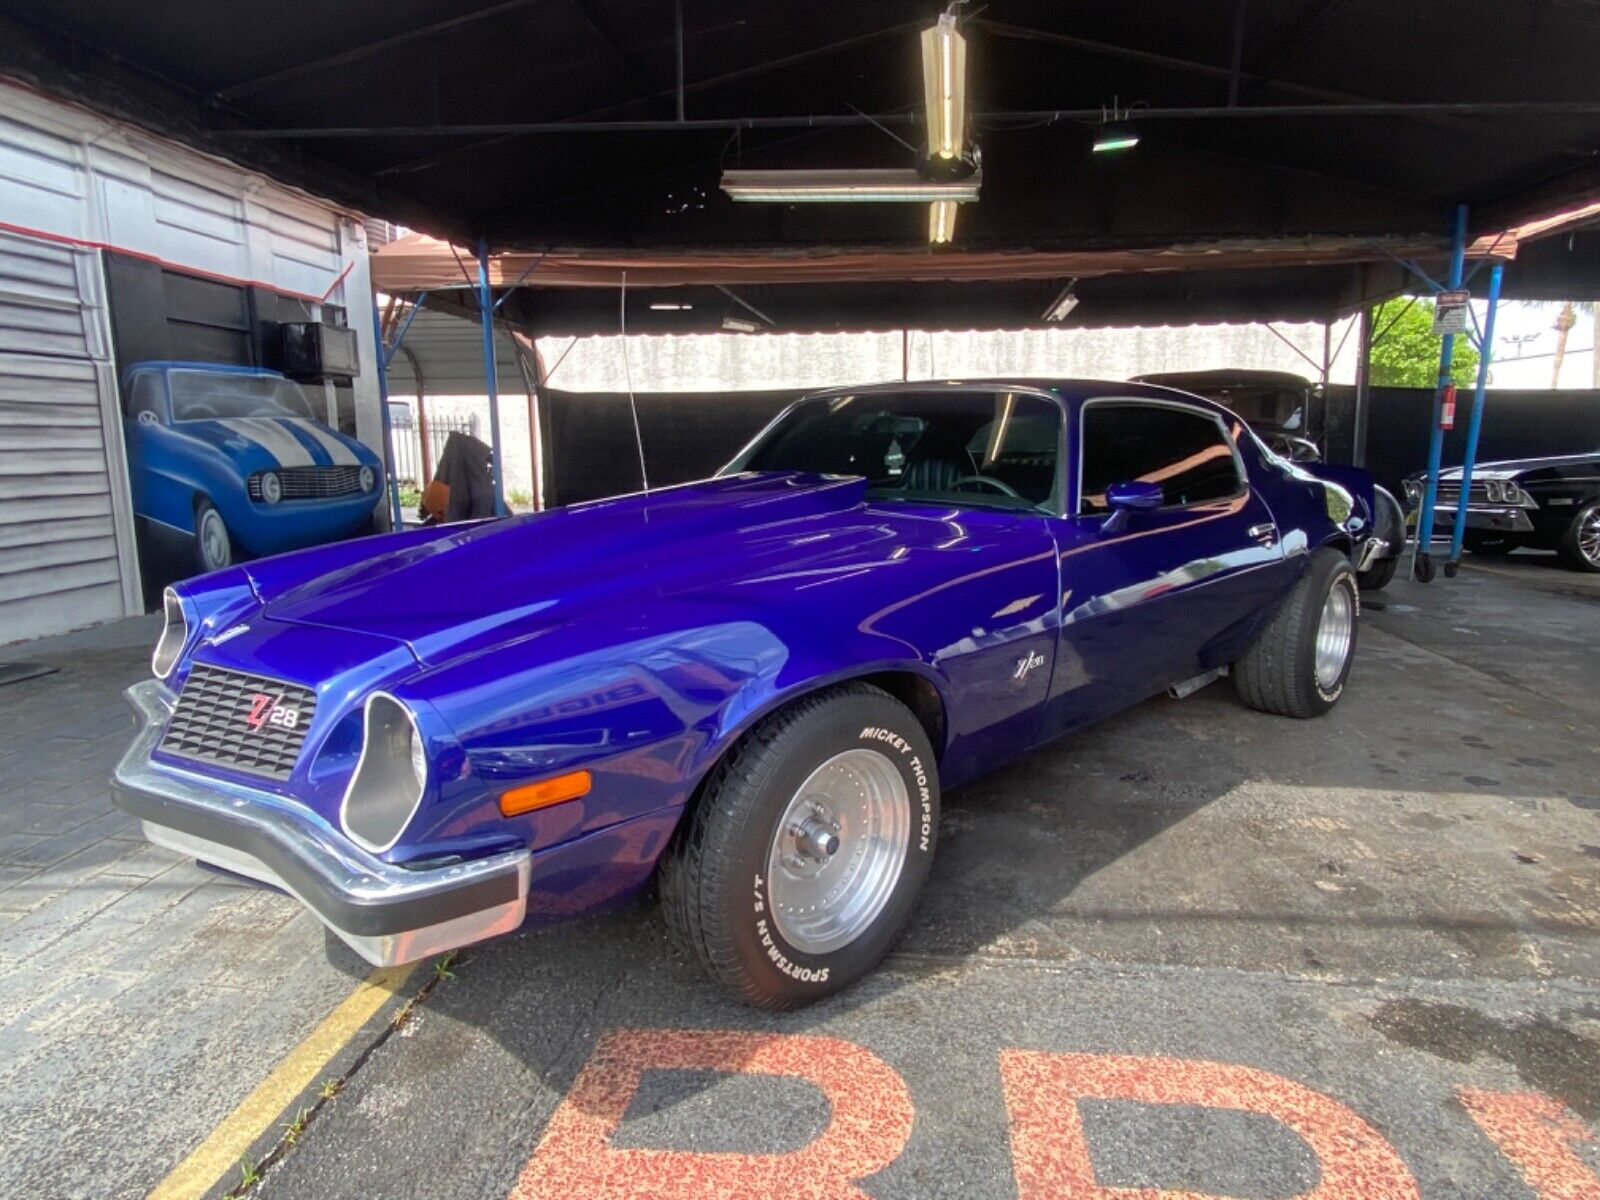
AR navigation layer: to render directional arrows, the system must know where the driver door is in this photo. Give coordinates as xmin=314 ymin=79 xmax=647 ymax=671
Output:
xmin=1040 ymin=397 xmax=1287 ymax=735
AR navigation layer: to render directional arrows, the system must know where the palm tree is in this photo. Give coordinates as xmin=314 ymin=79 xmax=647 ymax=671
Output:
xmin=1550 ymin=301 xmax=1596 ymax=388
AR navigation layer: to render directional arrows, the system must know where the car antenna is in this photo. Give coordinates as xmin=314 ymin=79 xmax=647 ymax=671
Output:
xmin=620 ymin=271 xmax=650 ymax=497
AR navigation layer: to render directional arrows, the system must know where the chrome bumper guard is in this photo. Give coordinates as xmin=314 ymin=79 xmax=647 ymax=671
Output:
xmin=112 ymin=680 xmax=530 ymax=967
xmin=1354 ymin=536 xmax=1390 ymax=572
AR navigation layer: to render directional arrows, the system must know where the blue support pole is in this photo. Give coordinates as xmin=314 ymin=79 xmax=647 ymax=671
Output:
xmin=1411 ymin=204 xmax=1468 ymax=582
xmin=1447 ymin=261 xmax=1504 ymax=567
xmin=476 ymin=237 xmax=508 ymax=517
xmin=370 ymin=296 xmax=405 ymax=530
xmin=384 ymin=290 xmax=428 ymax=369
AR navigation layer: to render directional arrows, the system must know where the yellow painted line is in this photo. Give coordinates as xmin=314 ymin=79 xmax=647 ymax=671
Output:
xmin=147 ymin=963 xmax=417 ymax=1200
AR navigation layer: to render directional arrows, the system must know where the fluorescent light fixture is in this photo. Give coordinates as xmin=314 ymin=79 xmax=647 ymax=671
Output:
xmin=1043 ymin=282 xmax=1079 ymax=322
xmin=921 ymin=13 xmax=968 ymax=161
xmin=722 ymin=168 xmax=980 ymax=203
xmin=1092 ymin=124 xmax=1140 ymax=153
xmin=648 ymin=302 xmax=693 ymax=311
xmin=929 ymin=199 xmax=957 ymax=244
xmin=721 ymin=316 xmax=760 ymax=333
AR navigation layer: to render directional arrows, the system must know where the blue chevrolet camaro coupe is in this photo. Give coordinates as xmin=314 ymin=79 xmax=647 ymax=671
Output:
xmin=124 ymin=361 xmax=383 ymax=573
xmin=114 ymin=381 xmax=1387 ymax=1007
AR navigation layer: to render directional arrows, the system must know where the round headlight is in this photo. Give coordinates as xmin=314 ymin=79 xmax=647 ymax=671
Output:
xmin=360 ymin=465 xmax=376 ymax=493
xmin=259 ymin=470 xmax=283 ymax=505
xmin=340 ymin=693 xmax=427 ymax=853
xmin=151 ymin=587 xmax=187 ymax=679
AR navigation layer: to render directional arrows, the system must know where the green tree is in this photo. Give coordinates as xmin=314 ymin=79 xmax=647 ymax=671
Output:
xmin=1368 ymin=297 xmax=1481 ymax=388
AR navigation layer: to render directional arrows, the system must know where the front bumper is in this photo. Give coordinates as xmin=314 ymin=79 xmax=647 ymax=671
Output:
xmin=111 ymin=680 xmax=530 ymax=966
xmin=1422 ymin=504 xmax=1536 ymax=534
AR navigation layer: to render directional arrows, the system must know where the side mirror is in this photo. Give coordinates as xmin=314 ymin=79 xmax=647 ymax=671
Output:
xmin=1102 ymin=479 xmax=1162 ymax=533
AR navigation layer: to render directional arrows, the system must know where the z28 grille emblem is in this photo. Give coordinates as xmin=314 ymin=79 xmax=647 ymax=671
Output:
xmin=1013 ymin=650 xmax=1046 ymax=681
xmin=245 ymin=692 xmax=301 ymax=732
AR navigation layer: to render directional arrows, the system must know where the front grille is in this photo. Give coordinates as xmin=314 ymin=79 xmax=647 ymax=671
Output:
xmin=1435 ymin=482 xmax=1488 ymax=506
xmin=160 ymin=664 xmax=317 ymax=781
xmin=249 ymin=465 xmax=365 ymax=500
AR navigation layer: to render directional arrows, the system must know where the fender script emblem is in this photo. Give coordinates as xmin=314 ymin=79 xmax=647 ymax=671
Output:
xmin=1013 ymin=650 xmax=1046 ymax=681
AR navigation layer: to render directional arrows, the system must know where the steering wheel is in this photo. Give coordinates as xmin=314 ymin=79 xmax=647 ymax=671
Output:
xmin=183 ymin=404 xmax=220 ymax=419
xmin=951 ymin=474 xmax=1023 ymax=500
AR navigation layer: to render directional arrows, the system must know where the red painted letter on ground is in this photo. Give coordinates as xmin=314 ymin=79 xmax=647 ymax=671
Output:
xmin=510 ymin=1027 xmax=913 ymax=1200
xmin=1459 ymin=1087 xmax=1600 ymax=1200
xmin=999 ymin=1050 xmax=1420 ymax=1199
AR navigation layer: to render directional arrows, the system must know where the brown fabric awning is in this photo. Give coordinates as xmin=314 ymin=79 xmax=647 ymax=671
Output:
xmin=370 ymin=230 xmax=1526 ymax=294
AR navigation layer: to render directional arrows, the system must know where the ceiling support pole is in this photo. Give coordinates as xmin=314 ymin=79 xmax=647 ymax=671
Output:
xmin=1446 ymin=260 xmax=1504 ymax=569
xmin=1351 ymin=307 xmax=1372 ymax=469
xmin=369 ymin=296 xmax=405 ymax=529
xmin=1411 ymin=203 xmax=1468 ymax=583
xmin=477 ymin=237 xmax=509 ymax=517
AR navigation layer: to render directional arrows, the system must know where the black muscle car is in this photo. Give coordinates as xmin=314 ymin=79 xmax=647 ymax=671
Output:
xmin=1405 ymin=450 xmax=1600 ymax=572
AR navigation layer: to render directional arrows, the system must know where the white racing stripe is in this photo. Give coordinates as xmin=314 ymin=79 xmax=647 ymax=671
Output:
xmin=219 ymin=418 xmax=315 ymax=468
xmin=288 ymin=419 xmax=361 ymax=466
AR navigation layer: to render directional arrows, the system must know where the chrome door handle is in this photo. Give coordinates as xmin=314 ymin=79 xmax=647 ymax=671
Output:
xmin=1249 ymin=523 xmax=1278 ymax=543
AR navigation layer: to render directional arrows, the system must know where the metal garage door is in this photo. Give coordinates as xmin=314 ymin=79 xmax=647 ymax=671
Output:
xmin=0 ymin=230 xmax=140 ymax=643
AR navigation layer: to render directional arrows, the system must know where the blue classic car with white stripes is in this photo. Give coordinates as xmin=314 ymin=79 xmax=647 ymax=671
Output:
xmin=123 ymin=362 xmax=383 ymax=572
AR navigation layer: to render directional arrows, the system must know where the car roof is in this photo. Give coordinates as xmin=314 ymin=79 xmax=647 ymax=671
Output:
xmin=801 ymin=378 xmax=1231 ymax=415
xmin=1130 ymin=368 xmax=1315 ymax=390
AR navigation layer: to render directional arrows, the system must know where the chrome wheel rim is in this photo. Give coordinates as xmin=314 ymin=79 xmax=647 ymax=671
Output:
xmin=198 ymin=509 xmax=231 ymax=570
xmin=1314 ymin=581 xmax=1355 ymax=689
xmin=1580 ymin=510 xmax=1600 ymax=566
xmin=766 ymin=748 xmax=910 ymax=956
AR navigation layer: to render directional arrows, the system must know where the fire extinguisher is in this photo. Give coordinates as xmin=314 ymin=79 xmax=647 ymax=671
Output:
xmin=1440 ymin=383 xmax=1457 ymax=430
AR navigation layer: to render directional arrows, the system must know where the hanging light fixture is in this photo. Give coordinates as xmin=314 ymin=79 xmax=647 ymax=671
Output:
xmin=722 ymin=168 xmax=980 ymax=203
xmin=718 ymin=5 xmax=979 ymax=246
xmin=1092 ymin=99 xmax=1141 ymax=153
xmin=921 ymin=11 xmax=967 ymax=164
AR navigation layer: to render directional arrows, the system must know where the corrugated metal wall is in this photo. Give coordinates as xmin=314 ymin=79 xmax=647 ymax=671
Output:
xmin=0 ymin=77 xmax=381 ymax=641
xmin=0 ymin=230 xmax=140 ymax=641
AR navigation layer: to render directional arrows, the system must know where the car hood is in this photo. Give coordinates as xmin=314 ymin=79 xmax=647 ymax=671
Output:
xmin=254 ymin=472 xmax=904 ymax=666
xmin=173 ymin=416 xmax=377 ymax=470
xmin=1434 ymin=451 xmax=1600 ymax=481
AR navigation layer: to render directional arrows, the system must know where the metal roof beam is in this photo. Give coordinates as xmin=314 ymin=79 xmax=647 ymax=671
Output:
xmin=210 ymin=0 xmax=551 ymax=102
xmin=371 ymin=17 xmax=926 ymax=177
xmin=225 ymin=102 xmax=1600 ymax=139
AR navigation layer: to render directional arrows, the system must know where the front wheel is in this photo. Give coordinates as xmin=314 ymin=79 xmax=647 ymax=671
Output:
xmin=194 ymin=498 xmax=232 ymax=573
xmin=1235 ymin=548 xmax=1358 ymax=719
xmin=1558 ymin=501 xmax=1600 ymax=573
xmin=659 ymin=683 xmax=939 ymax=1009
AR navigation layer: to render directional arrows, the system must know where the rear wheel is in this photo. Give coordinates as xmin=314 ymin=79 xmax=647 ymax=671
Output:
xmin=1235 ymin=548 xmax=1358 ymax=719
xmin=194 ymin=499 xmax=232 ymax=573
xmin=1463 ymin=532 xmax=1519 ymax=557
xmin=659 ymin=683 xmax=939 ymax=1009
xmin=1558 ymin=501 xmax=1600 ymax=573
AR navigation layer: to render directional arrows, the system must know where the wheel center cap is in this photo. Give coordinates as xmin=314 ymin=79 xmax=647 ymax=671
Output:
xmin=796 ymin=815 xmax=841 ymax=862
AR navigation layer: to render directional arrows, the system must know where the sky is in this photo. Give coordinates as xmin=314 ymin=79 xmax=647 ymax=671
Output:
xmin=1472 ymin=299 xmax=1597 ymax=389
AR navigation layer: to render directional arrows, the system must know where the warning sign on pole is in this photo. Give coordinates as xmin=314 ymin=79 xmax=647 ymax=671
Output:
xmin=1433 ymin=290 xmax=1471 ymax=336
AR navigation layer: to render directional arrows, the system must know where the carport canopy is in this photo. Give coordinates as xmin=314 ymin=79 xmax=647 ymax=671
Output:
xmin=4 ymin=2 xmax=1600 ymax=304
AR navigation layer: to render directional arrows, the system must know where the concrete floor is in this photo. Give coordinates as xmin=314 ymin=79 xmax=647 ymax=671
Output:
xmin=3 ymin=561 xmax=1598 ymax=1198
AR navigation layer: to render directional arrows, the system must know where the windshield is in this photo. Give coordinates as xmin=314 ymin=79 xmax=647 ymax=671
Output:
xmin=169 ymin=370 xmax=316 ymax=422
xmin=727 ymin=390 xmax=1061 ymax=512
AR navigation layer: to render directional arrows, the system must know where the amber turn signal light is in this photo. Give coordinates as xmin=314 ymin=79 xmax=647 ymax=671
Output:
xmin=499 ymin=769 xmax=592 ymax=817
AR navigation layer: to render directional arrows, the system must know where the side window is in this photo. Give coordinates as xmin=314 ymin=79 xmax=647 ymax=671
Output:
xmin=1079 ymin=403 xmax=1242 ymax=514
xmin=125 ymin=372 xmax=166 ymax=423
